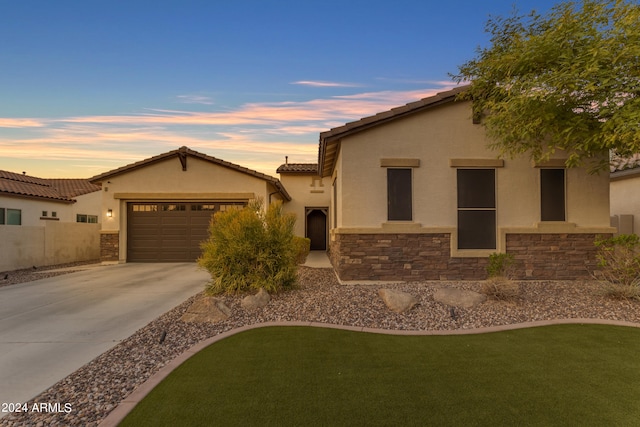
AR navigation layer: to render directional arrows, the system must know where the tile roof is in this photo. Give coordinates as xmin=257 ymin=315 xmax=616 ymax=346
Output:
xmin=318 ymin=85 xmax=469 ymax=177
xmin=89 ymin=146 xmax=291 ymax=201
xmin=0 ymin=170 xmax=100 ymax=203
xmin=276 ymin=163 xmax=318 ymax=174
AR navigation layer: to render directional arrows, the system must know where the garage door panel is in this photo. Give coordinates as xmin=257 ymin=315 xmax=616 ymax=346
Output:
xmin=127 ymin=201 xmax=246 ymax=262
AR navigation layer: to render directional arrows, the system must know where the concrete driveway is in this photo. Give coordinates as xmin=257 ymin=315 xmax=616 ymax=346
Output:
xmin=0 ymin=263 xmax=209 ymax=413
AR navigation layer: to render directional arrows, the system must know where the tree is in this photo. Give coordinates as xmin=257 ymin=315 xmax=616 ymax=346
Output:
xmin=452 ymin=0 xmax=640 ymax=172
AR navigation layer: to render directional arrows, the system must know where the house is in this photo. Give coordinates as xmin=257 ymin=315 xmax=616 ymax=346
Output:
xmin=610 ymin=163 xmax=640 ymax=235
xmin=318 ymin=87 xmax=615 ymax=281
xmin=0 ymin=170 xmax=101 ymax=271
xmin=29 ymin=86 xmax=611 ymax=283
xmin=277 ymin=162 xmax=330 ymax=250
xmin=89 ymin=146 xmax=290 ymax=263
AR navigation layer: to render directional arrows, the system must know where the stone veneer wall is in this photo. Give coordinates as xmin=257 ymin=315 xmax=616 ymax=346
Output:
xmin=506 ymin=233 xmax=606 ymax=280
xmin=330 ymin=233 xmax=488 ymax=281
xmin=330 ymin=232 xmax=609 ymax=281
xmin=100 ymin=232 xmax=119 ymax=262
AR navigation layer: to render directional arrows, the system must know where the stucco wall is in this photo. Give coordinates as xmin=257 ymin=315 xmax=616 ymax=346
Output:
xmin=279 ymin=173 xmax=330 ymax=237
xmin=0 ymin=222 xmax=100 ymax=272
xmin=97 ymin=155 xmax=282 ymax=261
xmin=610 ymin=175 xmax=640 ymax=235
xmin=335 ymin=101 xmax=611 ymax=233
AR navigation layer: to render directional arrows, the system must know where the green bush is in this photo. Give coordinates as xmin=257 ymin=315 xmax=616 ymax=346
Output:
xmin=594 ymin=234 xmax=640 ymax=300
xmin=486 ymin=252 xmax=515 ymax=279
xmin=292 ymin=236 xmax=311 ymax=264
xmin=198 ymin=199 xmax=299 ymax=295
xmin=483 ymin=253 xmax=519 ymax=301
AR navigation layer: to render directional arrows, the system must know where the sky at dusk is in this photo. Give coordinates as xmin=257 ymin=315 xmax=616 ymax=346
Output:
xmin=0 ymin=0 xmax=561 ymax=178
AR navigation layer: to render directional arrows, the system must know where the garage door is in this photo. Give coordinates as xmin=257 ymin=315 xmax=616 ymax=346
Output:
xmin=127 ymin=202 xmax=246 ymax=262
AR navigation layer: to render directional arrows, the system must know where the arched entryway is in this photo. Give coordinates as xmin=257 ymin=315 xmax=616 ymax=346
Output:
xmin=306 ymin=208 xmax=327 ymax=251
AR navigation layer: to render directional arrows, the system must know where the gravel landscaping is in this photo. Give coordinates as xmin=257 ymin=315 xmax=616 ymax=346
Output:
xmin=2 ymin=266 xmax=640 ymax=426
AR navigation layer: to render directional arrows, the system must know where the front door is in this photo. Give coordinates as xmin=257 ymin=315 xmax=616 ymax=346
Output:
xmin=306 ymin=208 xmax=327 ymax=251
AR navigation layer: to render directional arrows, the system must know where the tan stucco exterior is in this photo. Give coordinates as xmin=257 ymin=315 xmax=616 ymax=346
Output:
xmin=328 ymin=99 xmax=613 ymax=257
xmin=96 ymin=152 xmax=287 ymax=262
xmin=279 ymin=173 xmax=330 ymax=237
xmin=610 ymin=171 xmax=640 ymax=235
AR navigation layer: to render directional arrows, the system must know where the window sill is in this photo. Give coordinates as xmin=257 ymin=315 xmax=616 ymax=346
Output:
xmin=450 ymin=248 xmax=496 ymax=258
xmin=40 ymin=217 xmax=60 ymax=221
xmin=381 ymin=222 xmax=422 ymax=232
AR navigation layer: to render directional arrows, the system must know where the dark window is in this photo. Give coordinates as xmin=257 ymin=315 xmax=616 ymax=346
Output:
xmin=0 ymin=208 xmax=4 ymax=224
xmin=457 ymin=169 xmax=496 ymax=249
xmin=7 ymin=209 xmax=21 ymax=225
xmin=387 ymin=168 xmax=412 ymax=221
xmin=541 ymin=169 xmax=565 ymax=221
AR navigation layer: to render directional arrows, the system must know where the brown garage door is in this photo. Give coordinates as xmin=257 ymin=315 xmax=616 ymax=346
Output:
xmin=127 ymin=202 xmax=245 ymax=262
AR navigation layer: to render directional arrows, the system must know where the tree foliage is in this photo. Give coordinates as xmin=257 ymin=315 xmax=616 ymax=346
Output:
xmin=453 ymin=0 xmax=640 ymax=172
xmin=198 ymin=199 xmax=301 ymax=294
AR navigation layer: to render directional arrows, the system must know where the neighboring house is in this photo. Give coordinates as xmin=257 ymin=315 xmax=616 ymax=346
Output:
xmin=89 ymin=146 xmax=290 ymax=263
xmin=0 ymin=170 xmax=101 ymax=271
xmin=610 ymin=165 xmax=640 ymax=235
xmin=318 ymin=87 xmax=615 ymax=281
xmin=277 ymin=161 xmax=330 ymax=250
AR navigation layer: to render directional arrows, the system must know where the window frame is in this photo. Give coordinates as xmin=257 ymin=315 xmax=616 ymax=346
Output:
xmin=6 ymin=208 xmax=22 ymax=225
xmin=456 ymin=168 xmax=497 ymax=250
xmin=387 ymin=168 xmax=413 ymax=221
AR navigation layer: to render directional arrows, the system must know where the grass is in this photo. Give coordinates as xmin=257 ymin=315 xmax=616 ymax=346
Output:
xmin=120 ymin=325 xmax=640 ymax=426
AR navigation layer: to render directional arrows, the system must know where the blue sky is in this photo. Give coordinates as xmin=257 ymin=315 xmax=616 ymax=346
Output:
xmin=0 ymin=0 xmax=559 ymax=178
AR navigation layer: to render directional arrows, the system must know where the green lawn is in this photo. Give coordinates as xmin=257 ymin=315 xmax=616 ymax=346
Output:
xmin=120 ymin=325 xmax=640 ymax=426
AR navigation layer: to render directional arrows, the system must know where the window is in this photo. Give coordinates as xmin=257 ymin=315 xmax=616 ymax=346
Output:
xmin=77 ymin=214 xmax=98 ymax=223
xmin=161 ymin=204 xmax=186 ymax=211
xmin=540 ymin=169 xmax=565 ymax=221
xmin=132 ymin=204 xmax=158 ymax=212
xmin=42 ymin=211 xmax=48 ymax=217
xmin=457 ymin=169 xmax=496 ymax=249
xmin=52 ymin=211 xmax=57 ymax=218
xmin=7 ymin=209 xmax=21 ymax=225
xmin=0 ymin=208 xmax=4 ymax=224
xmin=192 ymin=204 xmax=216 ymax=211
xmin=387 ymin=168 xmax=412 ymax=221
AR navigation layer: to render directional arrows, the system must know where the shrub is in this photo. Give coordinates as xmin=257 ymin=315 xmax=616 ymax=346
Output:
xmin=594 ymin=234 xmax=640 ymax=300
xmin=481 ymin=277 xmax=520 ymax=301
xmin=486 ymin=252 xmax=515 ymax=279
xmin=292 ymin=236 xmax=311 ymax=264
xmin=482 ymin=252 xmax=519 ymax=301
xmin=198 ymin=199 xmax=299 ymax=295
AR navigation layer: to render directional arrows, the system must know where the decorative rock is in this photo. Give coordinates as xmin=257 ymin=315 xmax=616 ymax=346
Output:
xmin=180 ymin=296 xmax=231 ymax=323
xmin=433 ymin=287 xmax=486 ymax=309
xmin=241 ymin=288 xmax=271 ymax=310
xmin=378 ymin=288 xmax=418 ymax=313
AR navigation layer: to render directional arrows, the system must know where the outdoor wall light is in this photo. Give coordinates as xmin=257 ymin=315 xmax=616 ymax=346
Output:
xmin=107 ymin=209 xmax=113 ymax=218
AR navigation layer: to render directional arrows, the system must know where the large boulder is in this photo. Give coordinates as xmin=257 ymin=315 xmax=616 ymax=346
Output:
xmin=379 ymin=289 xmax=418 ymax=313
xmin=241 ymin=288 xmax=271 ymax=310
xmin=433 ymin=287 xmax=486 ymax=309
xmin=181 ymin=296 xmax=232 ymax=323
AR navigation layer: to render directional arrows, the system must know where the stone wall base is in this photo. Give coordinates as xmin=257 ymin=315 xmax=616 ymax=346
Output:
xmin=330 ymin=232 xmax=609 ymax=281
xmin=100 ymin=232 xmax=120 ymax=262
xmin=506 ymin=233 xmax=604 ymax=280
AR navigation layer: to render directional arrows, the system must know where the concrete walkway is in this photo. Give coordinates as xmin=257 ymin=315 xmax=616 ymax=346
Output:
xmin=0 ymin=263 xmax=209 ymax=414
xmin=303 ymin=250 xmax=332 ymax=268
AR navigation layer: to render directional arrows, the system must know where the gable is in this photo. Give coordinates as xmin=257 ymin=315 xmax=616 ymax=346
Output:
xmin=90 ymin=146 xmax=290 ymax=201
xmin=318 ymin=86 xmax=468 ymax=177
